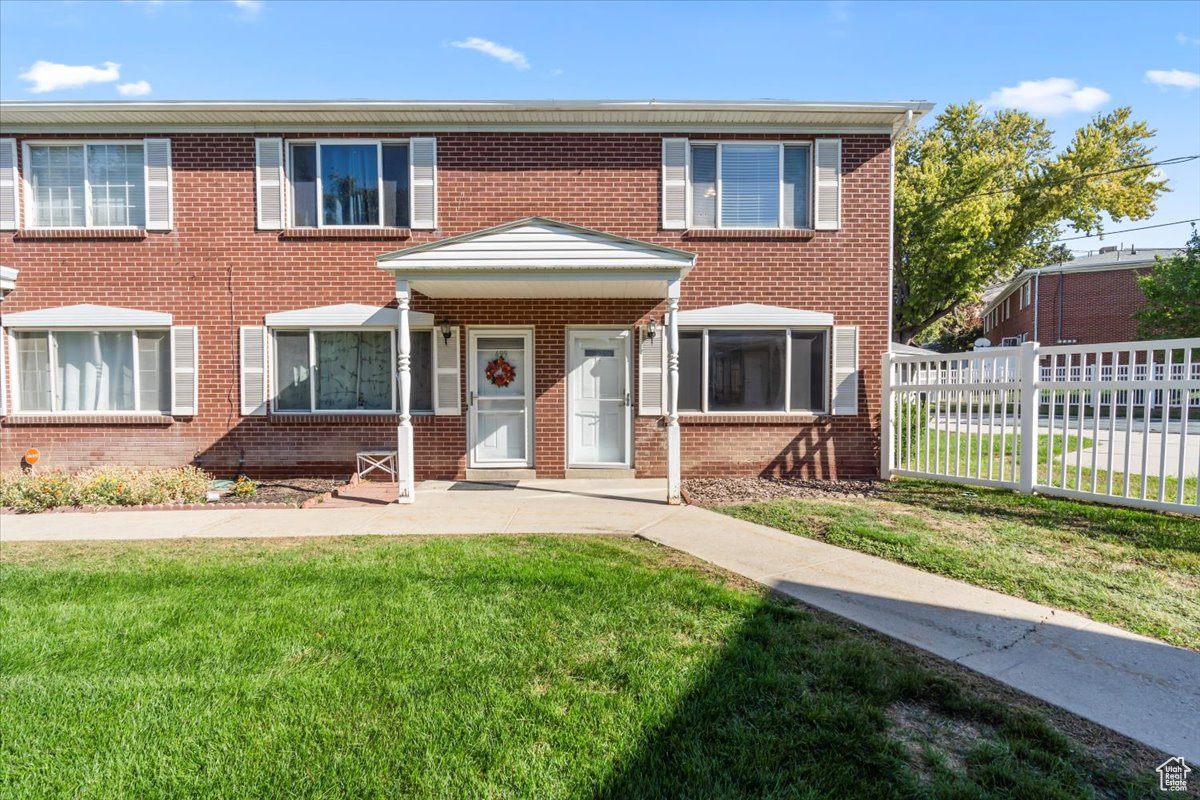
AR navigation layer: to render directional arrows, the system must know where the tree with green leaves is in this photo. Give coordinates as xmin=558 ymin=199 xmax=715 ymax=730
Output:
xmin=1134 ymin=228 xmax=1200 ymax=339
xmin=893 ymin=103 xmax=1166 ymax=344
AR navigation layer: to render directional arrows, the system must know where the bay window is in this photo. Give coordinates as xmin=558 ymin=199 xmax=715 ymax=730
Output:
xmin=678 ymin=328 xmax=828 ymax=414
xmin=271 ymin=328 xmax=433 ymax=413
xmin=25 ymin=143 xmax=146 ymax=228
xmin=287 ymin=141 xmax=410 ymax=228
xmin=688 ymin=142 xmax=811 ymax=229
xmin=12 ymin=329 xmax=169 ymax=413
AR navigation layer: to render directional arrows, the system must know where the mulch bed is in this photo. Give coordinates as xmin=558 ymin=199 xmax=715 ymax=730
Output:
xmin=683 ymin=477 xmax=882 ymax=507
xmin=217 ymin=478 xmax=347 ymax=506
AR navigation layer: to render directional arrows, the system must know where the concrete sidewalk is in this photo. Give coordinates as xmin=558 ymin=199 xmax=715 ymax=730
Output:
xmin=639 ymin=506 xmax=1199 ymax=761
xmin=0 ymin=479 xmax=681 ymax=541
xmin=3 ymin=478 xmax=1196 ymax=759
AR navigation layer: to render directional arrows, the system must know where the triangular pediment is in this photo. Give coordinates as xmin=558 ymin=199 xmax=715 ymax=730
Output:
xmin=377 ymin=217 xmax=695 ymax=272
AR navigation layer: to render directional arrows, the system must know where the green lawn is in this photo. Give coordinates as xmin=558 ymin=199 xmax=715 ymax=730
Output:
xmin=0 ymin=536 xmax=1154 ymax=798
xmin=721 ymin=480 xmax=1200 ymax=650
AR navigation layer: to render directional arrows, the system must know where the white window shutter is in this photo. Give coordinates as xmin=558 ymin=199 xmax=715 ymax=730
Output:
xmin=638 ymin=327 xmax=665 ymax=416
xmin=0 ymin=325 xmax=7 ymax=416
xmin=0 ymin=138 xmax=18 ymax=230
xmin=831 ymin=325 xmax=859 ymax=415
xmin=255 ymin=138 xmax=285 ymax=230
xmin=143 ymin=138 xmax=172 ymax=230
xmin=661 ymin=138 xmax=688 ymax=229
xmin=240 ymin=325 xmax=268 ymax=416
xmin=409 ymin=137 xmax=437 ymax=230
xmin=170 ymin=325 xmax=198 ymax=416
xmin=431 ymin=325 xmax=460 ymax=415
xmin=814 ymin=139 xmax=842 ymax=230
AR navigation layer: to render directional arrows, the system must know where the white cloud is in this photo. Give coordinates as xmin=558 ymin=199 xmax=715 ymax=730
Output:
xmin=19 ymin=60 xmax=121 ymax=93
xmin=117 ymin=80 xmax=152 ymax=96
xmin=1177 ymin=32 xmax=1200 ymax=46
xmin=1146 ymin=68 xmax=1200 ymax=90
xmin=230 ymin=0 xmax=262 ymax=18
xmin=449 ymin=37 xmax=529 ymax=70
xmin=984 ymin=77 xmax=1110 ymax=114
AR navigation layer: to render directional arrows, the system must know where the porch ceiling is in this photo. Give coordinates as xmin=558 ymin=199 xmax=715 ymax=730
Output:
xmin=379 ymin=217 xmax=694 ymax=299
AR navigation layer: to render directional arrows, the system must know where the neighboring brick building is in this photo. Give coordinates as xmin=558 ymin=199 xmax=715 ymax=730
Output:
xmin=0 ymin=99 xmax=930 ymax=502
xmin=982 ymin=247 xmax=1176 ymax=348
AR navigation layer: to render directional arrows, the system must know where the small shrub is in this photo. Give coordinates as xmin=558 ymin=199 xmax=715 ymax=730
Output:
xmin=0 ymin=466 xmax=212 ymax=512
xmin=230 ymin=476 xmax=258 ymax=498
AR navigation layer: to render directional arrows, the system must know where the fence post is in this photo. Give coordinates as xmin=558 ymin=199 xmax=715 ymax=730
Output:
xmin=880 ymin=350 xmax=895 ymax=481
xmin=1018 ymin=341 xmax=1040 ymax=494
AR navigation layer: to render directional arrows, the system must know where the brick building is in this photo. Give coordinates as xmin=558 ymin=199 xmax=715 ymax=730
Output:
xmin=0 ymin=99 xmax=931 ymax=502
xmin=982 ymin=246 xmax=1177 ymax=348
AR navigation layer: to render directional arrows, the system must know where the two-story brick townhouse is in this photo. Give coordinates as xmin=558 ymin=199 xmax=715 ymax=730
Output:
xmin=0 ymin=99 xmax=931 ymax=503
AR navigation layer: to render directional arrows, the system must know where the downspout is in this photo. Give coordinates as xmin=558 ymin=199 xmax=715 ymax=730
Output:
xmin=887 ymin=108 xmax=914 ymax=346
xmin=1032 ymin=272 xmax=1040 ymax=342
xmin=1055 ymin=271 xmax=1064 ymax=344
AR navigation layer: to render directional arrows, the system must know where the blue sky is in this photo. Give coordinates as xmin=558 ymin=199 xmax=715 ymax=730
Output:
xmin=2 ymin=0 xmax=1198 ymax=251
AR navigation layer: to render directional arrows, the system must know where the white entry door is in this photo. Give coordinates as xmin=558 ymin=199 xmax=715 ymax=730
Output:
xmin=468 ymin=330 xmax=534 ymax=468
xmin=568 ymin=330 xmax=631 ymax=467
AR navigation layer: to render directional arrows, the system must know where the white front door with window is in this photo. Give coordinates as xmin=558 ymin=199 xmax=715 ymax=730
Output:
xmin=567 ymin=330 xmax=631 ymax=467
xmin=468 ymin=329 xmax=534 ymax=468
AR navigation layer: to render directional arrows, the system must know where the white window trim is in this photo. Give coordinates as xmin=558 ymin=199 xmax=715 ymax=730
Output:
xmin=268 ymin=325 xmax=436 ymax=415
xmin=286 ymin=139 xmax=412 ymax=229
xmin=21 ymin=140 xmax=148 ymax=230
xmin=7 ymin=326 xmax=171 ymax=415
xmin=686 ymin=140 xmax=814 ymax=230
xmin=678 ymin=325 xmax=831 ymax=415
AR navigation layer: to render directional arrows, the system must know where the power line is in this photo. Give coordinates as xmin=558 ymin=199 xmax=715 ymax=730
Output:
xmin=932 ymin=153 xmax=1200 ymax=208
xmin=1046 ymin=218 xmax=1199 ymax=244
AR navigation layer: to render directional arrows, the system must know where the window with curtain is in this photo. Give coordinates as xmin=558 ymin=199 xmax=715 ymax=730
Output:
xmin=687 ymin=142 xmax=811 ymax=229
xmin=677 ymin=328 xmax=828 ymax=414
xmin=288 ymin=142 xmax=410 ymax=228
xmin=27 ymin=143 xmax=146 ymax=228
xmin=12 ymin=329 xmax=170 ymax=413
xmin=270 ymin=329 xmax=433 ymax=413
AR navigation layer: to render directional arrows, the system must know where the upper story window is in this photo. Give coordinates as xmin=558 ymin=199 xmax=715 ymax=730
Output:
xmin=25 ymin=143 xmax=145 ymax=228
xmin=1019 ymin=281 xmax=1032 ymax=309
xmin=287 ymin=141 xmax=410 ymax=228
xmin=688 ymin=142 xmax=811 ymax=229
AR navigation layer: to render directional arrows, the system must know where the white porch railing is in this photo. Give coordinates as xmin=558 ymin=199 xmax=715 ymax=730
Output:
xmin=881 ymin=338 xmax=1200 ymax=516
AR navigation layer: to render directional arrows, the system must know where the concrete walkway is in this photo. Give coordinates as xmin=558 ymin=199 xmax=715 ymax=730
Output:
xmin=639 ymin=507 xmax=1199 ymax=761
xmin=3 ymin=477 xmax=1196 ymax=759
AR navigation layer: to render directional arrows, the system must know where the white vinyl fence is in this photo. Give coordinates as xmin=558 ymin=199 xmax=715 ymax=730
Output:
xmin=881 ymin=338 xmax=1200 ymax=515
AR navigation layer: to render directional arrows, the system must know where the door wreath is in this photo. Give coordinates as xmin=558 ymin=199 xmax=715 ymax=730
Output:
xmin=485 ymin=354 xmax=517 ymax=388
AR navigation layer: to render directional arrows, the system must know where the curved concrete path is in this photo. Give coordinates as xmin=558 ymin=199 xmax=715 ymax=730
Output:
xmin=3 ymin=477 xmax=1195 ymax=760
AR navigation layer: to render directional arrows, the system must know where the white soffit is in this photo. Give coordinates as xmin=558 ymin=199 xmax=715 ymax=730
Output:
xmin=264 ymin=303 xmax=434 ymax=327
xmin=408 ymin=274 xmax=679 ymax=299
xmin=0 ymin=99 xmax=935 ymax=134
xmin=675 ymin=303 xmax=834 ymax=327
xmin=3 ymin=303 xmax=171 ymax=327
xmin=377 ymin=217 xmax=695 ymax=272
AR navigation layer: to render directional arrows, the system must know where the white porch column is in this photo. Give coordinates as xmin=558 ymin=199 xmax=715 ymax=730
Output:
xmin=395 ymin=277 xmax=416 ymax=504
xmin=666 ymin=279 xmax=682 ymax=504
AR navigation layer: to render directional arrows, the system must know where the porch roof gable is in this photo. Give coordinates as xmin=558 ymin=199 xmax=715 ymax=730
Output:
xmin=376 ymin=217 xmax=696 ymax=273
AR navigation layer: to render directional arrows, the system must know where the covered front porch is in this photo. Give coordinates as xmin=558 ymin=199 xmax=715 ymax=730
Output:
xmin=376 ymin=217 xmax=695 ymax=504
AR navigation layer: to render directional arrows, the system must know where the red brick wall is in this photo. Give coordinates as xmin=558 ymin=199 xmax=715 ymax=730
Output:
xmin=988 ymin=269 xmax=1149 ymax=347
xmin=0 ymin=131 xmax=891 ymax=480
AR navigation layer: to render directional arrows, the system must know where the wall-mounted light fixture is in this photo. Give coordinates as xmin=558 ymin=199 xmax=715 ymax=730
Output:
xmin=439 ymin=318 xmax=453 ymax=345
xmin=645 ymin=319 xmax=658 ymax=342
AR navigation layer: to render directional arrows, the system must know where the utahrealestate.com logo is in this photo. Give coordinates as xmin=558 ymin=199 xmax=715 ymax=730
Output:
xmin=1156 ymin=757 xmax=1191 ymax=792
